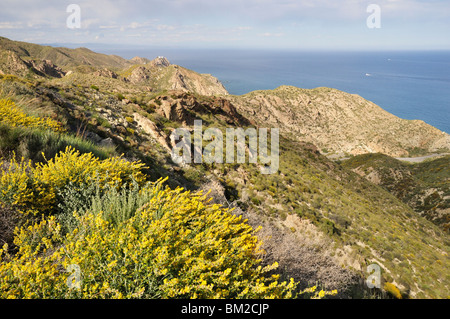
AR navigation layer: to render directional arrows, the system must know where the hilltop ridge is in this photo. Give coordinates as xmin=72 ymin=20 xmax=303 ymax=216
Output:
xmin=0 ymin=36 xmax=228 ymax=96
xmin=229 ymin=85 xmax=450 ymax=157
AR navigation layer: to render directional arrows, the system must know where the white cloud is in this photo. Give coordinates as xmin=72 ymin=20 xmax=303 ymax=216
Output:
xmin=0 ymin=0 xmax=448 ymax=49
xmin=0 ymin=22 xmax=23 ymax=29
xmin=259 ymin=32 xmax=285 ymax=37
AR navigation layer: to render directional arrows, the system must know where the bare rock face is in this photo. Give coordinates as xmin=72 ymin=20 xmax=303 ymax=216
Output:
xmin=133 ymin=112 xmax=171 ymax=151
xmin=124 ymin=57 xmax=170 ymax=84
xmin=29 ymin=59 xmax=66 ymax=78
xmin=127 ymin=66 xmax=151 ymax=84
xmin=155 ymin=91 xmax=203 ymax=125
xmin=170 ymin=66 xmax=229 ymax=96
xmin=0 ymin=51 xmax=67 ymax=78
xmin=170 ymin=69 xmax=187 ymax=91
xmin=148 ymin=56 xmax=170 ymax=68
xmin=93 ymin=68 xmax=118 ymax=79
xmin=0 ymin=50 xmax=30 ymax=76
xmin=152 ymin=91 xmax=249 ymax=126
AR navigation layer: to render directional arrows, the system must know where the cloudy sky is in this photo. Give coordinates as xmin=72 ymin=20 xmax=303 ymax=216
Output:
xmin=1 ymin=0 xmax=449 ymax=50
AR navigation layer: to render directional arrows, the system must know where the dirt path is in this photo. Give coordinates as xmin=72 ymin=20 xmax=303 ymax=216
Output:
xmin=328 ymin=153 xmax=449 ymax=163
xmin=395 ymin=153 xmax=450 ymax=163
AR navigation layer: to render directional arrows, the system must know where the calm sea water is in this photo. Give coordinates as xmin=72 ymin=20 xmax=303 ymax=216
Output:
xmin=103 ymin=48 xmax=450 ymax=133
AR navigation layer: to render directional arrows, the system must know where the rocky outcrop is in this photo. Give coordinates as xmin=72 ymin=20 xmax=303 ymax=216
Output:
xmin=152 ymin=90 xmax=249 ymax=126
xmin=169 ymin=65 xmax=229 ymax=96
xmin=148 ymin=56 xmax=170 ymax=68
xmin=170 ymin=68 xmax=187 ymax=91
xmin=93 ymin=68 xmax=118 ymax=79
xmin=0 ymin=50 xmax=31 ymax=76
xmin=133 ymin=112 xmax=171 ymax=151
xmin=0 ymin=50 xmax=65 ymax=78
xmin=127 ymin=66 xmax=151 ymax=84
xmin=29 ymin=59 xmax=66 ymax=78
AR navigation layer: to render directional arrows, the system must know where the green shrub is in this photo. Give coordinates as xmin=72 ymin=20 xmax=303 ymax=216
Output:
xmin=251 ymin=197 xmax=261 ymax=206
xmin=0 ymin=146 xmax=146 ymax=215
xmin=319 ymin=218 xmax=339 ymax=236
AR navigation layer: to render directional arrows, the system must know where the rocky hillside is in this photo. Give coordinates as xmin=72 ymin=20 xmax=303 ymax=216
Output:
xmin=342 ymin=153 xmax=450 ymax=233
xmin=0 ymin=36 xmax=132 ymax=71
xmin=229 ymin=86 xmax=450 ymax=157
xmin=0 ymin=36 xmax=228 ymax=96
xmin=119 ymin=62 xmax=228 ymax=96
xmin=0 ymin=37 xmax=449 ymax=299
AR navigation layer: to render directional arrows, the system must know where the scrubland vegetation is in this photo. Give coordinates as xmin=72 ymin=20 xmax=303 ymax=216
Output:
xmin=0 ymin=37 xmax=449 ymax=299
xmin=0 ymin=96 xmax=338 ymax=299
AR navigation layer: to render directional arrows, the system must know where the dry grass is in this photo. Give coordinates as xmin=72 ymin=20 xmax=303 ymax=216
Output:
xmin=199 ymin=176 xmax=359 ymax=298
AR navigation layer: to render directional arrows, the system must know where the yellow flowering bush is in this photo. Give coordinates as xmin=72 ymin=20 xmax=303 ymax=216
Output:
xmin=384 ymin=282 xmax=402 ymax=299
xmin=32 ymin=146 xmax=146 ymax=213
xmin=0 ymin=216 xmax=69 ymax=298
xmin=0 ymin=146 xmax=146 ymax=215
xmin=0 ymin=179 xmax=337 ymax=299
xmin=0 ymin=98 xmax=65 ymax=132
xmin=0 ymin=156 xmax=33 ymax=210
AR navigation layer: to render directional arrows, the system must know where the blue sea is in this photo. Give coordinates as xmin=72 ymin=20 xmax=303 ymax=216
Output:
xmin=102 ymin=48 xmax=450 ymax=133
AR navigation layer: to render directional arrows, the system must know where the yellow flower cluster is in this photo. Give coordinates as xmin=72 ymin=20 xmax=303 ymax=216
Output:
xmin=384 ymin=282 xmax=402 ymax=299
xmin=301 ymin=285 xmax=338 ymax=299
xmin=0 ymin=216 xmax=68 ymax=298
xmin=0 ymin=146 xmax=146 ymax=214
xmin=0 ymin=98 xmax=65 ymax=132
xmin=0 ymin=179 xmax=312 ymax=299
xmin=0 ymin=145 xmax=338 ymax=299
xmin=0 ymin=156 xmax=33 ymax=209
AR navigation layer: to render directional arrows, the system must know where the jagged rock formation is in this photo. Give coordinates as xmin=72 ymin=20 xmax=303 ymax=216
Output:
xmin=127 ymin=66 xmax=151 ymax=84
xmin=93 ymin=68 xmax=118 ymax=79
xmin=133 ymin=112 xmax=172 ymax=152
xmin=169 ymin=65 xmax=228 ymax=96
xmin=29 ymin=59 xmax=66 ymax=78
xmin=151 ymin=90 xmax=248 ymax=126
xmin=148 ymin=56 xmax=170 ymax=68
xmin=0 ymin=49 xmax=66 ymax=78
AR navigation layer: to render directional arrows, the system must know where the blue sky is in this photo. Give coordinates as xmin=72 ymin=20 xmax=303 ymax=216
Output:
xmin=0 ymin=0 xmax=449 ymax=50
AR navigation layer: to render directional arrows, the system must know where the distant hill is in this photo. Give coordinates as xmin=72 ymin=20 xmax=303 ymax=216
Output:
xmin=0 ymin=36 xmax=133 ymax=70
xmin=0 ymin=36 xmax=228 ymax=96
xmin=229 ymin=86 xmax=450 ymax=157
